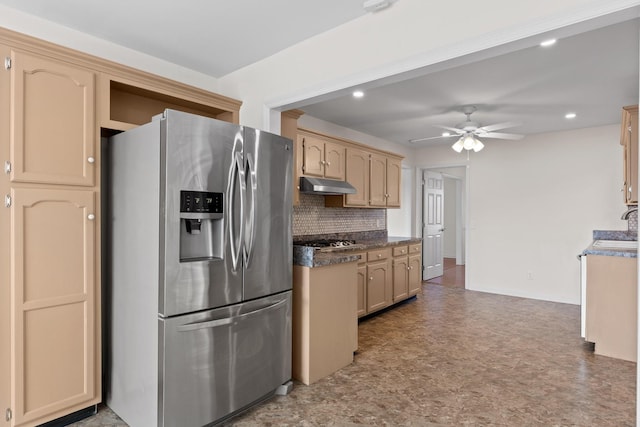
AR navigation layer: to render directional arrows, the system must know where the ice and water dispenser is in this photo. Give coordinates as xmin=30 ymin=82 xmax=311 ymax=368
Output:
xmin=179 ymin=190 xmax=224 ymax=262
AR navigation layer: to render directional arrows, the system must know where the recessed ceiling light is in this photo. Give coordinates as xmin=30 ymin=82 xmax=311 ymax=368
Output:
xmin=442 ymin=132 xmax=451 ymax=137
xmin=565 ymin=112 xmax=577 ymax=119
xmin=540 ymin=39 xmax=557 ymax=47
xmin=353 ymin=90 xmax=364 ymax=98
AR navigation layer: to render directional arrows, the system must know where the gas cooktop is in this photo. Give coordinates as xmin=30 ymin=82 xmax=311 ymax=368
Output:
xmin=295 ymin=239 xmax=363 ymax=251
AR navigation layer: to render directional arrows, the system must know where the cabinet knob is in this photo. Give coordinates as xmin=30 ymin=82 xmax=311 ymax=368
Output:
xmin=326 ymin=161 xmax=331 ymax=166
xmin=402 ymin=249 xmax=406 ymax=253
xmin=87 ymin=157 xmax=95 ymax=164
xmin=407 ymin=266 xmax=410 ymax=271
xmin=87 ymin=214 xmax=95 ymax=220
xmin=377 ymin=254 xmax=382 ymax=258
xmin=370 ymin=276 xmax=373 ymax=281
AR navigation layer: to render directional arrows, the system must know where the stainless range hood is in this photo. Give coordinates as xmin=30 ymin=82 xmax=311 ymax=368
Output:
xmin=299 ymin=176 xmax=357 ymax=195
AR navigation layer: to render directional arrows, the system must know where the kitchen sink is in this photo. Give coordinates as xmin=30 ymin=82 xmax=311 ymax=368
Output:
xmin=592 ymin=239 xmax=638 ymax=249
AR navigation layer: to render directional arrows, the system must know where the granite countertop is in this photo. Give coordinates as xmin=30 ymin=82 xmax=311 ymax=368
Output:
xmin=293 ymin=232 xmax=422 ymax=268
xmin=582 ymin=230 xmax=638 ymax=258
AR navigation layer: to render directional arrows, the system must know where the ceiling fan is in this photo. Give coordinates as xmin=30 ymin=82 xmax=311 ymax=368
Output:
xmin=409 ymin=106 xmax=524 ymax=152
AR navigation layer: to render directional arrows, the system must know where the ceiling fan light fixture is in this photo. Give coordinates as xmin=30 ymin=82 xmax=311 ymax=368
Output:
xmin=462 ymin=134 xmax=476 ymax=150
xmin=451 ymin=138 xmax=464 ymax=153
xmin=472 ymin=138 xmax=484 ymax=152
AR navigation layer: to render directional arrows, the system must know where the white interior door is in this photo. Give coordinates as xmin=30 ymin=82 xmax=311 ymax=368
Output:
xmin=423 ymin=171 xmax=444 ymax=280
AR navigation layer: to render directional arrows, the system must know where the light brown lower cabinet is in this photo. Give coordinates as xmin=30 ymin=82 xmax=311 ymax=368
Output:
xmin=366 ymin=248 xmax=393 ymax=312
xmin=355 ymin=243 xmax=422 ymax=318
xmin=292 ymin=261 xmax=358 ymax=385
xmin=8 ymin=188 xmax=99 ymax=426
xmin=392 ymin=244 xmax=423 ymax=302
xmin=585 ymin=255 xmax=638 ymax=362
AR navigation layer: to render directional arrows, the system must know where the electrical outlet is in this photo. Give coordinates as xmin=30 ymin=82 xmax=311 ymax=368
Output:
xmin=527 ymin=271 xmax=533 ymax=280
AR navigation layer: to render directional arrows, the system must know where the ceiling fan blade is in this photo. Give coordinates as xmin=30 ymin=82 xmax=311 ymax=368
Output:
xmin=434 ymin=124 xmax=465 ymax=134
xmin=477 ymin=121 xmax=521 ymax=133
xmin=409 ymin=134 xmax=458 ymax=143
xmin=479 ymin=132 xmax=524 ymax=140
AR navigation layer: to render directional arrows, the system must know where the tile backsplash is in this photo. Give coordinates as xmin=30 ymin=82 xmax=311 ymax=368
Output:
xmin=628 ymin=209 xmax=638 ymax=232
xmin=293 ymin=194 xmax=386 ymax=236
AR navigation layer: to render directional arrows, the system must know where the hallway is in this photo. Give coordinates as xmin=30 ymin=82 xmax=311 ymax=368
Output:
xmin=426 ymin=257 xmax=465 ymax=288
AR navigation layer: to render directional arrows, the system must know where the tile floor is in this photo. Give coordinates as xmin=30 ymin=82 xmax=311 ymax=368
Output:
xmin=425 ymin=258 xmax=465 ymax=288
xmin=72 ymin=282 xmax=636 ymax=426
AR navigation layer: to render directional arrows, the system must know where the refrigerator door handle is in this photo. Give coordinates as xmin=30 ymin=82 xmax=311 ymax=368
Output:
xmin=244 ymin=152 xmax=257 ymax=267
xmin=228 ymin=151 xmax=245 ymax=272
xmin=176 ymin=298 xmax=288 ymax=332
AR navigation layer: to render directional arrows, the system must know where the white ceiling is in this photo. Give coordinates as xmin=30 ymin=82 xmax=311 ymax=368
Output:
xmin=0 ymin=1 xmax=638 ymax=147
xmin=0 ymin=0 xmax=368 ymax=77
xmin=301 ymin=18 xmax=640 ymax=146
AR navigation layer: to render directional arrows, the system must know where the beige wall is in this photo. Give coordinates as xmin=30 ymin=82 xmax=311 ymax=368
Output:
xmin=414 ymin=124 xmax=626 ymax=304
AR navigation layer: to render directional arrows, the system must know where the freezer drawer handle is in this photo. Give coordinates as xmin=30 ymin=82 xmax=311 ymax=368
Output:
xmin=177 ymin=298 xmax=287 ymax=332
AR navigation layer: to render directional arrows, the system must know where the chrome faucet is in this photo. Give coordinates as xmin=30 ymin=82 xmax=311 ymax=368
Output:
xmin=621 ymin=206 xmax=638 ymax=219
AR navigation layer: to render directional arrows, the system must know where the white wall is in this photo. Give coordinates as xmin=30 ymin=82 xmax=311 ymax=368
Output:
xmin=414 ymin=124 xmax=627 ymax=304
xmin=442 ymin=177 xmax=457 ymax=258
xmin=387 ymin=167 xmax=414 ymax=237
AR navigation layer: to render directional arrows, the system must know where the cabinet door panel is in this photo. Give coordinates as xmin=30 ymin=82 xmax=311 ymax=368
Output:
xmin=323 ymin=141 xmax=345 ymax=180
xmin=366 ymin=260 xmax=390 ymax=313
xmin=369 ymin=154 xmax=387 ymax=206
xmin=386 ymin=158 xmax=401 ymax=207
xmin=392 ymin=257 xmax=409 ymax=302
xmin=344 ymin=148 xmax=369 ymax=207
xmin=408 ymin=254 xmax=422 ymax=295
xmin=301 ymin=136 xmax=324 ymax=177
xmin=356 ymin=264 xmax=366 ymax=317
xmin=10 ymin=50 xmax=96 ymax=186
xmin=11 ymin=188 xmax=97 ymax=425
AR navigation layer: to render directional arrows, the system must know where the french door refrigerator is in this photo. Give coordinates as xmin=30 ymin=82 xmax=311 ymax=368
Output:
xmin=107 ymin=109 xmax=293 ymax=427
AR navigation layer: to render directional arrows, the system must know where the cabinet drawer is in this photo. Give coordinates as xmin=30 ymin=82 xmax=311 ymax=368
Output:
xmin=392 ymin=246 xmax=409 ymax=257
xmin=409 ymin=244 xmax=422 ymax=254
xmin=367 ymin=248 xmax=391 ymax=262
xmin=350 ymin=252 xmax=367 ymax=265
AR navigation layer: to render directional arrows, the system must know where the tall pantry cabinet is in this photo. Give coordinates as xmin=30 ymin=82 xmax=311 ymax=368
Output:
xmin=0 ymin=28 xmax=241 ymax=427
xmin=1 ymin=46 xmax=99 ymax=427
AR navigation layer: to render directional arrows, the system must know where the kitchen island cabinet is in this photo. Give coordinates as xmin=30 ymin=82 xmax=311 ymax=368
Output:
xmin=292 ymin=261 xmax=358 ymax=385
xmin=584 ymin=253 xmax=637 ymax=362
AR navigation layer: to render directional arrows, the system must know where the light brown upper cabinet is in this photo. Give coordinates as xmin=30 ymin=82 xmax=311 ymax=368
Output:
xmin=98 ymin=74 xmax=240 ymax=131
xmin=8 ymin=49 xmax=96 ymax=187
xmin=300 ymin=134 xmax=345 ymax=180
xmin=386 ymin=157 xmax=401 ymax=208
xmin=621 ymin=105 xmax=638 ymax=205
xmin=344 ymin=147 xmax=370 ymax=207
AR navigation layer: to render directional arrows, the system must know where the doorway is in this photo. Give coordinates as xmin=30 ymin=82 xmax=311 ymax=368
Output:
xmin=420 ymin=166 xmax=466 ymax=286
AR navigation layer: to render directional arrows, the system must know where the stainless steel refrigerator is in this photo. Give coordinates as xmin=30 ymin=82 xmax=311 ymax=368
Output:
xmin=106 ymin=109 xmax=293 ymax=427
